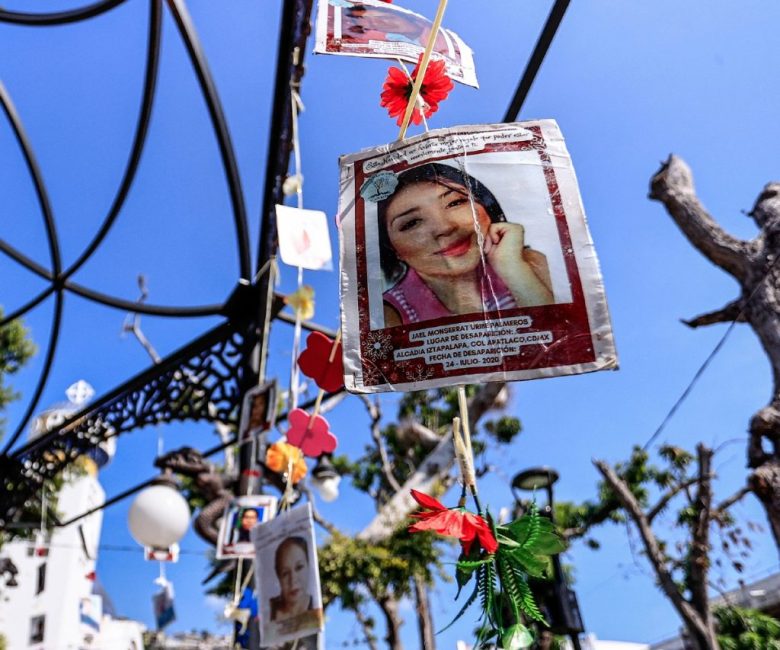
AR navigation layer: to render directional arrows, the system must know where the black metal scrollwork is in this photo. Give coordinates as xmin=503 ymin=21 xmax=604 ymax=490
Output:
xmin=0 ymin=321 xmax=250 ymax=524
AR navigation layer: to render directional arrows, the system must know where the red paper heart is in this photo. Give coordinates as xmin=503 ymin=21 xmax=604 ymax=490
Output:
xmin=286 ymin=408 xmax=338 ymax=458
xmin=297 ymin=332 xmax=344 ymax=393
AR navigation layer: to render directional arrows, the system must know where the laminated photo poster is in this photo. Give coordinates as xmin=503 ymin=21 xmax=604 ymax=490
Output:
xmin=338 ymin=121 xmax=617 ymax=393
xmin=315 ymin=0 xmax=478 ymax=87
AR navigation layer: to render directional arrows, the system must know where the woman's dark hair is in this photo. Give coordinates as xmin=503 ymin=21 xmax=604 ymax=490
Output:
xmin=237 ymin=507 xmax=258 ymax=528
xmin=274 ymin=536 xmax=309 ymax=577
xmin=377 ymin=162 xmax=506 ymax=284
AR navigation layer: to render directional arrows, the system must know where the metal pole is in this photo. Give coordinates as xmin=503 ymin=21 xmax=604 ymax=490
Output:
xmin=237 ymin=0 xmax=314 ymax=498
xmin=548 ymin=480 xmax=583 ymax=650
xmin=502 ymin=0 xmax=570 ymax=123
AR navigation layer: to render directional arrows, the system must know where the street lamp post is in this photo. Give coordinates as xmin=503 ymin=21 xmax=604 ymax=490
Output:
xmin=511 ymin=467 xmax=585 ymax=650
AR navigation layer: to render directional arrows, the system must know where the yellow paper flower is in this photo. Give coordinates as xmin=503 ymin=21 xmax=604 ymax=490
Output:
xmin=284 ymin=285 xmax=315 ymax=320
xmin=265 ymin=441 xmax=308 ymax=484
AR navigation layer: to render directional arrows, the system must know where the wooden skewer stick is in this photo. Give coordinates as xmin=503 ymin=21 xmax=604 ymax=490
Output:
xmin=306 ymin=329 xmax=342 ymax=430
xmin=396 ymin=0 xmax=449 ymax=141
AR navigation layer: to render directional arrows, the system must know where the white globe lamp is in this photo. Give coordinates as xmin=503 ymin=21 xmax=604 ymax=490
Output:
xmin=312 ymin=455 xmax=341 ymax=503
xmin=128 ymin=474 xmax=191 ymax=550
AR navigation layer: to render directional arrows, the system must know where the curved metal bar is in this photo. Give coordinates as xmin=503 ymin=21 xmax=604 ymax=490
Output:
xmin=0 ymin=0 xmax=127 ymax=26
xmin=65 ymin=281 xmax=224 ymax=317
xmin=0 ymin=289 xmax=54 ymax=327
xmin=165 ymin=0 xmax=252 ymax=281
xmin=63 ymin=0 xmax=162 ymax=281
xmin=0 ymin=238 xmax=52 ymax=280
xmin=0 ymin=238 xmax=222 ymax=320
xmin=0 ymin=82 xmax=61 ymax=279
xmin=1 ymin=290 xmax=64 ymax=454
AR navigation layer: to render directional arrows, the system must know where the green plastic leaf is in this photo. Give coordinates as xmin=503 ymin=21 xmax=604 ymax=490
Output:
xmin=505 ymin=546 xmax=551 ymax=579
xmin=501 ymin=624 xmax=534 ymax=649
xmin=455 ymin=546 xmax=487 ymax=597
xmin=501 ymin=514 xmax=565 ymax=555
xmin=437 ymin=579 xmax=479 ymax=635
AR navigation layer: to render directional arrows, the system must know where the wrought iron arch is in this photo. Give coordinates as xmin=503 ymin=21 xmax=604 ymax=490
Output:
xmin=0 ymin=0 xmax=316 ymax=524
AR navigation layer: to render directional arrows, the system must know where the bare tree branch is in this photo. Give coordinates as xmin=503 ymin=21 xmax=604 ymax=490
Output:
xmin=121 ymin=275 xmax=161 ymax=363
xmin=715 ymin=484 xmax=752 ymax=513
xmin=649 ymin=155 xmax=750 ymax=280
xmin=351 ymin=603 xmax=379 ymax=650
xmin=300 ymin=483 xmax=340 ymax=536
xmin=682 ymin=300 xmax=744 ymax=329
xmin=594 ymin=458 xmax=716 ymax=647
xmin=359 ymin=395 xmax=402 ymax=494
xmin=647 ymin=476 xmax=704 ymax=523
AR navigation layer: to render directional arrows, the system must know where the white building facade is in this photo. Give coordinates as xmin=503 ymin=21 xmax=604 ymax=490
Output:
xmin=0 ymin=385 xmax=145 ymax=650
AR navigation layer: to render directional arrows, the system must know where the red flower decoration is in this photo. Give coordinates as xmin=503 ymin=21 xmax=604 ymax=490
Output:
xmin=297 ymin=332 xmax=344 ymax=393
xmin=407 ymin=489 xmax=498 ymax=554
xmin=380 ymin=54 xmax=453 ymax=126
xmin=286 ymin=408 xmax=338 ymax=458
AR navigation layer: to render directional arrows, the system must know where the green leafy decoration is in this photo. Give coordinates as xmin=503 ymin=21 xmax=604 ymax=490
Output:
xmin=512 ymin=565 xmax=545 ymax=623
xmin=438 ymin=579 xmax=480 ymax=634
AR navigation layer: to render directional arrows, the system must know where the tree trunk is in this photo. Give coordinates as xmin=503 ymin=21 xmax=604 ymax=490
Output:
xmin=686 ymin=445 xmax=719 ymax=650
xmin=378 ymin=595 xmax=404 ymax=650
xmin=413 ymin=574 xmax=436 ymax=650
xmin=650 ymin=157 xmax=780 ymax=553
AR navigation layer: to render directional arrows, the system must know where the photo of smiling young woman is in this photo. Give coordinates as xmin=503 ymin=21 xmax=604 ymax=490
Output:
xmin=377 ymin=162 xmax=556 ymax=327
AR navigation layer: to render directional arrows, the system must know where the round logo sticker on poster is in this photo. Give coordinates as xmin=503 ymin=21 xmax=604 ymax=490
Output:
xmin=359 ymin=170 xmax=399 ymax=202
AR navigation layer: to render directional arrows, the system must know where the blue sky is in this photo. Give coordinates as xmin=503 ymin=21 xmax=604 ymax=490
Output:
xmin=2 ymin=0 xmax=780 ymax=646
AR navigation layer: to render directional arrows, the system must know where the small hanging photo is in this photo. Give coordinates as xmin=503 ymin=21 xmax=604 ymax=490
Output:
xmin=252 ymin=504 xmax=324 ymax=647
xmin=315 ymin=0 xmax=478 ymax=88
xmin=239 ymin=381 xmax=278 ymax=443
xmin=276 ymin=205 xmax=334 ymax=271
xmin=216 ymin=495 xmax=278 ymax=560
xmin=152 ymin=582 xmax=176 ymax=631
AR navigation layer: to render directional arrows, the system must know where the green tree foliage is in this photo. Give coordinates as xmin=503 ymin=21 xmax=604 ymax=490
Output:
xmin=0 ymin=309 xmax=35 ymax=438
xmin=715 ymin=606 xmax=780 ymax=650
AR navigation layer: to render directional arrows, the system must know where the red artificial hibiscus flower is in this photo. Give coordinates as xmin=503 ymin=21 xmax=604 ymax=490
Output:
xmin=408 ymin=489 xmax=498 ymax=554
xmin=380 ymin=54 xmax=453 ymax=126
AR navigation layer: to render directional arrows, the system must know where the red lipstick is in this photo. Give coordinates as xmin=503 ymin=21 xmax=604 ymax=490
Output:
xmin=436 ymin=235 xmax=472 ymax=257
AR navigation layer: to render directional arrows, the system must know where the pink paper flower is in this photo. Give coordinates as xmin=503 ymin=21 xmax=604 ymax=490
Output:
xmin=286 ymin=408 xmax=338 ymax=458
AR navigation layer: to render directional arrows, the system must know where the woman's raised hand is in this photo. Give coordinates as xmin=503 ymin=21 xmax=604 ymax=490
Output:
xmin=484 ymin=222 xmax=553 ymax=307
xmin=483 ymin=222 xmax=526 ymax=277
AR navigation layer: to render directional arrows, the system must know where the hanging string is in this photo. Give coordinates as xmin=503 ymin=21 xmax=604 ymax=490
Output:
xmin=234 ymin=557 xmax=244 ymax=605
xmin=289 ymin=87 xmax=307 ymax=411
xmin=397 ymin=0 xmax=449 ymax=140
xmin=643 ymin=253 xmax=780 ymax=450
